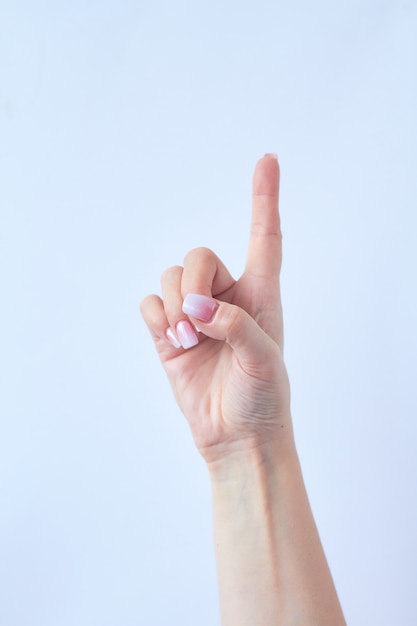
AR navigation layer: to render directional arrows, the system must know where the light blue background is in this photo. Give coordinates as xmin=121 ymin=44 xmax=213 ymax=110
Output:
xmin=1 ymin=1 xmax=416 ymax=624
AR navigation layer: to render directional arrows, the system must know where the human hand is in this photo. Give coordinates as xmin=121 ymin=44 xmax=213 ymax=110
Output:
xmin=140 ymin=155 xmax=293 ymax=465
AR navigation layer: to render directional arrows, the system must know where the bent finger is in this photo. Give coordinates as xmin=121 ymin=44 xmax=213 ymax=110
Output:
xmin=181 ymin=247 xmax=236 ymax=301
xmin=161 ymin=266 xmax=199 ymax=350
xmin=140 ymin=294 xmax=183 ymax=353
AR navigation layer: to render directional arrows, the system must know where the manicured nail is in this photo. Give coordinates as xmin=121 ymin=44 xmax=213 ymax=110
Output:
xmin=176 ymin=320 xmax=199 ymax=349
xmin=264 ymin=152 xmax=278 ymax=160
xmin=182 ymin=293 xmax=218 ymax=323
xmin=166 ymin=327 xmax=182 ymax=349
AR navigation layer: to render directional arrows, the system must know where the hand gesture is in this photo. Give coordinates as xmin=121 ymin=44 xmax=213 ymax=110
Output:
xmin=141 ymin=155 xmax=293 ymax=464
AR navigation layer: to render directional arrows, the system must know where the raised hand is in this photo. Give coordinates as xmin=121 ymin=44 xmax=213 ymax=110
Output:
xmin=140 ymin=154 xmax=293 ymax=464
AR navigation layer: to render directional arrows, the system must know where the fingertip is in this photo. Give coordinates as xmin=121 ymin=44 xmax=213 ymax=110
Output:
xmin=182 ymin=293 xmax=219 ymax=323
xmin=166 ymin=327 xmax=182 ymax=349
xmin=176 ymin=320 xmax=199 ymax=349
xmin=253 ymin=154 xmax=280 ymax=197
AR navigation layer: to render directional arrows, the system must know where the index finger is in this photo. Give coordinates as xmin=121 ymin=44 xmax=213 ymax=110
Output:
xmin=244 ymin=154 xmax=282 ymax=281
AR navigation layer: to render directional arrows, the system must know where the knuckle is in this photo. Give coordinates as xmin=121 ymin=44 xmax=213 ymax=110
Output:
xmin=161 ymin=265 xmax=182 ymax=285
xmin=140 ymin=293 xmax=154 ymax=313
xmin=139 ymin=294 xmax=158 ymax=321
xmin=183 ymin=246 xmax=215 ymax=265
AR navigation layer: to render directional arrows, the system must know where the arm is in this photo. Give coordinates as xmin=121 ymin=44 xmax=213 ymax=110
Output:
xmin=141 ymin=154 xmax=345 ymax=625
xmin=209 ymin=443 xmax=344 ymax=625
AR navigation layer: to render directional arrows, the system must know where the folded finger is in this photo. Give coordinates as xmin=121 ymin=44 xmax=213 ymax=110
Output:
xmin=181 ymin=246 xmax=235 ymax=301
xmin=161 ymin=265 xmax=199 ymax=349
xmin=140 ymin=294 xmax=181 ymax=352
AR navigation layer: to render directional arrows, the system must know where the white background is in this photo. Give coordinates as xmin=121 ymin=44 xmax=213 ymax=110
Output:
xmin=1 ymin=1 xmax=416 ymax=624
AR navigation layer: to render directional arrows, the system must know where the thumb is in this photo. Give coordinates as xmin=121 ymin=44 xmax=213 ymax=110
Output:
xmin=182 ymin=293 xmax=275 ymax=365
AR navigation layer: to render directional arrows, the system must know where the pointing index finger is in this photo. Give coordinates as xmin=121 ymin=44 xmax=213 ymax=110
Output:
xmin=245 ymin=154 xmax=282 ymax=281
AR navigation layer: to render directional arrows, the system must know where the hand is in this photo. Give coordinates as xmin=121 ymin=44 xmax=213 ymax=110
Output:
xmin=140 ymin=154 xmax=293 ymax=464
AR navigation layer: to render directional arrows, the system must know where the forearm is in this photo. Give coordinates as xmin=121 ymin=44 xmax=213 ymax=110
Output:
xmin=208 ymin=436 xmax=346 ymax=626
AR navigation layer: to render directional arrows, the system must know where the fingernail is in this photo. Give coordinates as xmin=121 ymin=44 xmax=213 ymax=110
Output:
xmin=182 ymin=293 xmax=218 ymax=323
xmin=176 ymin=320 xmax=199 ymax=349
xmin=264 ymin=152 xmax=278 ymax=160
xmin=166 ymin=327 xmax=182 ymax=349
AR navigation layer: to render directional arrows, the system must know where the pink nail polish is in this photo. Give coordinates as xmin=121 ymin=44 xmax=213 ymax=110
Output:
xmin=182 ymin=294 xmax=218 ymax=322
xmin=166 ymin=327 xmax=182 ymax=349
xmin=176 ymin=320 xmax=199 ymax=349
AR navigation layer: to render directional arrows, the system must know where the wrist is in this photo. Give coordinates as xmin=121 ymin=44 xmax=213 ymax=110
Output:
xmin=206 ymin=428 xmax=298 ymax=486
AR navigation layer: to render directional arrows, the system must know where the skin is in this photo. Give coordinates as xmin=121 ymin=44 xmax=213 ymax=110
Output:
xmin=141 ymin=154 xmax=346 ymax=625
